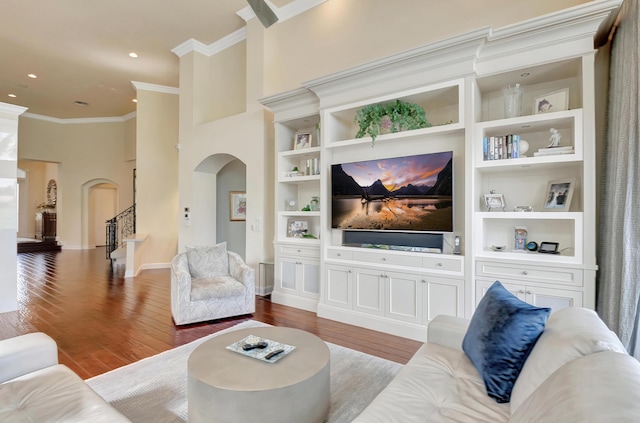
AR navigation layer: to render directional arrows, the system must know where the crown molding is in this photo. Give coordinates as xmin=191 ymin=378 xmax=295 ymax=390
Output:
xmin=259 ymin=87 xmax=319 ymax=121
xmin=131 ymin=81 xmax=179 ymax=95
xmin=172 ymin=28 xmax=247 ymax=58
xmin=22 ymin=112 xmax=136 ymax=124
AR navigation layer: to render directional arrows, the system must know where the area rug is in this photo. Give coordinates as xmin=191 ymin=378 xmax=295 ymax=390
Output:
xmin=86 ymin=320 xmax=402 ymax=423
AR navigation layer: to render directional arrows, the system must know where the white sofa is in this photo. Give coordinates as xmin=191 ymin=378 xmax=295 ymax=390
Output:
xmin=354 ymin=307 xmax=640 ymax=422
xmin=0 ymin=332 xmax=130 ymax=422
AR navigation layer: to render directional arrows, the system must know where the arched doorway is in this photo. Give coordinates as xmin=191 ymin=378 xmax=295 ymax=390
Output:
xmin=192 ymin=154 xmax=247 ymax=259
xmin=81 ymin=179 xmax=119 ymax=249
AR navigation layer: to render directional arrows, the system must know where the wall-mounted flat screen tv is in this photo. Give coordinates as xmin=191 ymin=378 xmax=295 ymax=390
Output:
xmin=331 ymin=151 xmax=453 ymax=232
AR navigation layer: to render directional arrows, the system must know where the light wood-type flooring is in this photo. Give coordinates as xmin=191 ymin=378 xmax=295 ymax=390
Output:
xmin=0 ymin=248 xmax=421 ymax=379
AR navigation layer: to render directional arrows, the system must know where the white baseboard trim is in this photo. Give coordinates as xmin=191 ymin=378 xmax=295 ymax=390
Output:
xmin=133 ymin=262 xmax=170 ymax=277
xmin=317 ymin=303 xmax=428 ymax=342
xmin=271 ymin=291 xmax=318 ymax=313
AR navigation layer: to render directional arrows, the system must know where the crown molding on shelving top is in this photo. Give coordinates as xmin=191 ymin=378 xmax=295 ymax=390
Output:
xmin=259 ymin=87 xmax=319 ymax=121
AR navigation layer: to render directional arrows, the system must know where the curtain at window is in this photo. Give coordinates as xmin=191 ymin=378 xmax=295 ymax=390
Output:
xmin=598 ymin=0 xmax=640 ymax=358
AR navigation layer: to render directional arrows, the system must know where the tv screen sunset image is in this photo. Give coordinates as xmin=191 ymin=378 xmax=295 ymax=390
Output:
xmin=331 ymin=151 xmax=453 ymax=232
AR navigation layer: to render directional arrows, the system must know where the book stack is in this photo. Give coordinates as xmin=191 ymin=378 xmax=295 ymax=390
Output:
xmin=483 ymin=134 xmax=522 ymax=160
xmin=533 ymin=145 xmax=574 ymax=157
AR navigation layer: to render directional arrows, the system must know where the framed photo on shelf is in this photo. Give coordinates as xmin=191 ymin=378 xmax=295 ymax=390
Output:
xmin=534 ymin=88 xmax=569 ymax=114
xmin=293 ymin=131 xmax=312 ymax=150
xmin=484 ymin=193 xmax=506 ymax=212
xmin=287 ymin=219 xmax=309 ymax=238
xmin=229 ymin=191 xmax=246 ymax=221
xmin=543 ymin=178 xmax=575 ymax=211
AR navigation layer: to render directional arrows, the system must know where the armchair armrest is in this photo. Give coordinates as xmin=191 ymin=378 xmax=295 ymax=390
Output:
xmin=0 ymin=332 xmax=58 ymax=383
xmin=427 ymin=315 xmax=470 ymax=352
xmin=228 ymin=251 xmax=255 ymax=290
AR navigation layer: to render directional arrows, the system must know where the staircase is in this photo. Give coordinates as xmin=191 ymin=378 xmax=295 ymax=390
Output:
xmin=106 ymin=204 xmax=135 ymax=264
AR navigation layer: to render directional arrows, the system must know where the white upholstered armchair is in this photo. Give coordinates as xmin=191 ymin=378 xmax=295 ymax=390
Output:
xmin=171 ymin=242 xmax=255 ymax=325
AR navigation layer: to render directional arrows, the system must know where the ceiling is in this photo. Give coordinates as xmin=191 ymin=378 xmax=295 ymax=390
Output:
xmin=0 ymin=0 xmax=291 ymax=119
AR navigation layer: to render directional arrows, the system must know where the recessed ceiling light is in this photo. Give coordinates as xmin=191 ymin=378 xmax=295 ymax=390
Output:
xmin=132 ymin=99 xmax=138 ymax=103
xmin=129 ymin=52 xmax=138 ymax=58
xmin=74 ymin=100 xmax=89 ymax=106
xmin=27 ymin=73 xmax=37 ymax=79
xmin=520 ymin=72 xmax=530 ymax=77
xmin=8 ymin=94 xmax=16 ymax=98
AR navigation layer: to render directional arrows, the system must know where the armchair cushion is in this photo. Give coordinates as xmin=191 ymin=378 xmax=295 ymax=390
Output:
xmin=191 ymin=276 xmax=247 ymax=301
xmin=186 ymin=242 xmax=229 ymax=279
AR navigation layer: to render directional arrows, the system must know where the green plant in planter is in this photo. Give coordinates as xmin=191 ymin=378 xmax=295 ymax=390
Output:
xmin=354 ymin=100 xmax=432 ymax=146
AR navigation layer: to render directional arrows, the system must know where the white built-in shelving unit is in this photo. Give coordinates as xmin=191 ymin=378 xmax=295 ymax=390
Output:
xmin=261 ymin=1 xmax=621 ymax=341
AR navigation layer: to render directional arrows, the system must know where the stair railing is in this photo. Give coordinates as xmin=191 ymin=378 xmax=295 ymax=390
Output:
xmin=105 ymin=204 xmax=136 ymax=259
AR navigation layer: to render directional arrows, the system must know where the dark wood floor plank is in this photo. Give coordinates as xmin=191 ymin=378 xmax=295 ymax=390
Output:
xmin=0 ymin=248 xmax=422 ymax=378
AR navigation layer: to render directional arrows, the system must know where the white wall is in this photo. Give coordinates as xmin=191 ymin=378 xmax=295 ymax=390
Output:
xmin=0 ymin=102 xmax=27 ymax=313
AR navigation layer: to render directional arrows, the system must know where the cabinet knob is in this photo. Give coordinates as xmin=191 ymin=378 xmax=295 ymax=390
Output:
xmin=518 ymin=290 xmax=525 ymax=294
xmin=421 ymin=279 xmax=426 ymax=283
xmin=526 ymin=290 xmax=532 ymax=295
xmin=381 ymin=257 xmax=386 ymax=261
xmin=522 ymin=271 xmax=528 ymax=275
xmin=380 ymin=274 xmax=385 ymax=278
xmin=348 ymin=270 xmax=352 ymax=273
xmin=337 ymin=253 xmax=341 ymax=257
xmin=297 ymin=249 xmax=301 ymax=253
xmin=437 ymin=262 xmax=443 ymax=267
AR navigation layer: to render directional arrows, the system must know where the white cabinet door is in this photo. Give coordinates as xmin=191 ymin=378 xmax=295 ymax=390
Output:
xmin=325 ymin=264 xmax=352 ymax=309
xmin=353 ymin=267 xmax=385 ymax=316
xmin=476 ymin=279 xmax=526 ymax=305
xmin=423 ymin=276 xmax=464 ymax=321
xmin=527 ymin=285 xmax=582 ymax=311
xmin=300 ymin=259 xmax=320 ymax=298
xmin=386 ymin=270 xmax=421 ymax=323
xmin=276 ymin=257 xmax=298 ymax=293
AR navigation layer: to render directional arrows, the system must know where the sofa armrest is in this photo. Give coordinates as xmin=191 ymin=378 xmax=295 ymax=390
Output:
xmin=0 ymin=332 xmax=59 ymax=383
xmin=427 ymin=315 xmax=470 ymax=351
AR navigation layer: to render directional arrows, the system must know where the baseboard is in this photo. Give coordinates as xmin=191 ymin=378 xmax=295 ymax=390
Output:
xmin=317 ymin=303 xmax=427 ymax=342
xmin=135 ymin=262 xmax=170 ymax=277
xmin=271 ymin=291 xmax=318 ymax=313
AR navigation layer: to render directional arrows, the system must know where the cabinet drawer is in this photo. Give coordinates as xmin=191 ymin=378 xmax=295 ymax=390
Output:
xmin=278 ymin=245 xmax=319 ymax=258
xmin=352 ymin=251 xmax=422 ymax=268
xmin=326 ymin=249 xmax=353 ymax=260
xmin=423 ymin=257 xmax=462 ymax=273
xmin=476 ymin=261 xmax=582 ymax=287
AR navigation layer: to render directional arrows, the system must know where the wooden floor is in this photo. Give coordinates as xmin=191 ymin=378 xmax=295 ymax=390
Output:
xmin=0 ymin=248 xmax=421 ymax=379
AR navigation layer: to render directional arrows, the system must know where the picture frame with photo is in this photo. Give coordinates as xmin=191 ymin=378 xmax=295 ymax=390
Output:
xmin=293 ymin=131 xmax=312 ymax=150
xmin=543 ymin=178 xmax=575 ymax=211
xmin=483 ymin=193 xmax=506 ymax=212
xmin=287 ymin=219 xmax=309 ymax=238
xmin=230 ymin=191 xmax=246 ymax=221
xmin=534 ymin=88 xmax=569 ymax=114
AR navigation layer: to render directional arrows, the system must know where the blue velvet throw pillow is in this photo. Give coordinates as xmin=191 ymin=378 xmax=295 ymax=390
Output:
xmin=462 ymin=281 xmax=551 ymax=403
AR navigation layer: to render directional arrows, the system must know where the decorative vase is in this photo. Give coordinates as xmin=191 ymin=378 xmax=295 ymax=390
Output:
xmin=310 ymin=196 xmax=320 ymax=211
xmin=502 ymin=84 xmax=524 ymax=118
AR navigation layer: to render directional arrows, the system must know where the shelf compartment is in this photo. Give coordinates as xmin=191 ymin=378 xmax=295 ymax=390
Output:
xmin=325 ymin=80 xmax=462 ymax=147
xmin=277 ymin=211 xmax=321 ymax=243
xmin=475 ymin=212 xmax=583 ymax=264
xmin=476 ymin=109 xmax=582 ymax=165
xmin=325 ymin=122 xmax=464 ymax=149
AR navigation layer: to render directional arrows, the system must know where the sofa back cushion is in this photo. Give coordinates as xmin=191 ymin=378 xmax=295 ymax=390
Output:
xmin=510 ymin=351 xmax=640 ymax=423
xmin=186 ymin=242 xmax=229 ymax=279
xmin=462 ymin=281 xmax=551 ymax=404
xmin=510 ymin=307 xmax=626 ymax=414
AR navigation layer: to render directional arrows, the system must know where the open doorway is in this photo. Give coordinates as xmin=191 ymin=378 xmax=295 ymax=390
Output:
xmin=81 ymin=179 xmax=119 ymax=249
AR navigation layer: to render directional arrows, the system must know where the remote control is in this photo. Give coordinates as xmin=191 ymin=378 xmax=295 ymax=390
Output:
xmin=242 ymin=341 xmax=268 ymax=351
xmin=264 ymin=349 xmax=285 ymax=360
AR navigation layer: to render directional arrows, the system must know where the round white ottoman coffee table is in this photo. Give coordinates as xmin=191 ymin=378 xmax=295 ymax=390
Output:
xmin=188 ymin=326 xmax=330 ymax=423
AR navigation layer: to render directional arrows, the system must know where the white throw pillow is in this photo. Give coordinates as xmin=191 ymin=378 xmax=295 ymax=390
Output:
xmin=510 ymin=307 xmax=626 ymax=414
xmin=510 ymin=351 xmax=640 ymax=423
xmin=185 ymin=242 xmax=229 ymax=279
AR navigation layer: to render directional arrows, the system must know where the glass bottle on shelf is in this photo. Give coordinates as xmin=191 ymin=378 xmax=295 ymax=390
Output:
xmin=310 ymin=196 xmax=320 ymax=211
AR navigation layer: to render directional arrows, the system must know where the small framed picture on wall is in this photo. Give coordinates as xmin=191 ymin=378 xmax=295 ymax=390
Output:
xmin=230 ymin=191 xmax=246 ymax=221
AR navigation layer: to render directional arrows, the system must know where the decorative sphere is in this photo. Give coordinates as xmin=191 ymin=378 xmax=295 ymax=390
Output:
xmin=520 ymin=140 xmax=530 ymax=155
